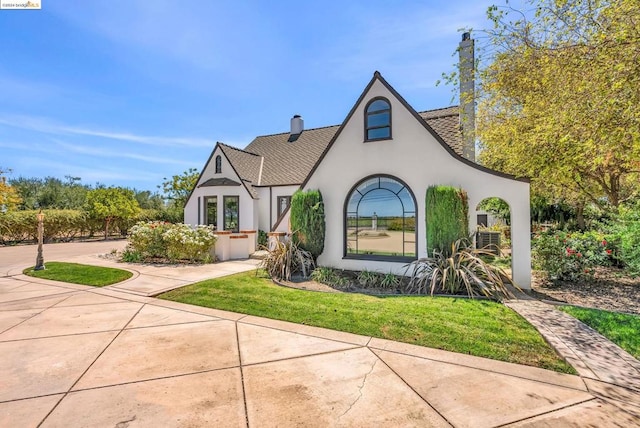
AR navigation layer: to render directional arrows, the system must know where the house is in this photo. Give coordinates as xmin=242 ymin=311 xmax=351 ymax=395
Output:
xmin=185 ymin=36 xmax=532 ymax=288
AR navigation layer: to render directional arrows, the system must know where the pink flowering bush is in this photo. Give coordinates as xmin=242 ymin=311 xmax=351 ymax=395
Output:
xmin=532 ymin=230 xmax=611 ymax=282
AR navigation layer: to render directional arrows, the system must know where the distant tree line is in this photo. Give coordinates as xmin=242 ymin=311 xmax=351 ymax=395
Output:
xmin=0 ymin=167 xmax=200 ymax=244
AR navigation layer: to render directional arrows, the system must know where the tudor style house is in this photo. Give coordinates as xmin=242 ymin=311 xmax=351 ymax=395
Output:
xmin=185 ymin=36 xmax=532 ymax=288
xmin=185 ymin=72 xmax=532 ymax=288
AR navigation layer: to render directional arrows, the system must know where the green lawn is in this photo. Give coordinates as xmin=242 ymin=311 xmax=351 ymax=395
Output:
xmin=159 ymin=270 xmax=574 ymax=373
xmin=560 ymin=306 xmax=640 ymax=359
xmin=23 ymin=261 xmax=133 ymax=287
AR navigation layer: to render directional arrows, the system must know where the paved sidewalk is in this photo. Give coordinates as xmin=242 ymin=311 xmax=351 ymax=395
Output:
xmin=506 ymin=299 xmax=640 ymax=393
xmin=1 ymin=242 xmax=639 ymax=426
xmin=3 ymin=278 xmax=639 ymax=427
xmin=1 ymin=240 xmax=261 ymax=296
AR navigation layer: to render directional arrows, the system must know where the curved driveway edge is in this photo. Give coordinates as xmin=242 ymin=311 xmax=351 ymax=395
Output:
xmin=1 ymin=242 xmax=639 ymax=425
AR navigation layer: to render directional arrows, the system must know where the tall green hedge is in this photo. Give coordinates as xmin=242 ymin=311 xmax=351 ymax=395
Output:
xmin=426 ymin=186 xmax=469 ymax=256
xmin=290 ymin=189 xmax=325 ymax=260
xmin=0 ymin=209 xmax=166 ymax=244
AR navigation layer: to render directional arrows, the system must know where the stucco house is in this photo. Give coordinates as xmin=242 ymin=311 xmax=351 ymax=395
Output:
xmin=184 ymin=73 xmax=532 ymax=288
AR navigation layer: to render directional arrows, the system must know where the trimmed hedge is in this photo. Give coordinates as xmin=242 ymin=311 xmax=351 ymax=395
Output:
xmin=0 ymin=209 xmax=166 ymax=244
xmin=290 ymin=189 xmax=325 ymax=260
xmin=426 ymin=186 xmax=469 ymax=256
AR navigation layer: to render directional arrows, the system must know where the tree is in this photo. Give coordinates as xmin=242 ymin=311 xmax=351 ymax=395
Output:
xmin=160 ymin=168 xmax=199 ymax=208
xmin=10 ymin=175 xmax=90 ymax=210
xmin=134 ymin=189 xmax=165 ymax=210
xmin=0 ymin=168 xmax=22 ymax=212
xmin=86 ymin=187 xmax=140 ymax=239
xmin=290 ymin=189 xmax=325 ymax=261
xmin=468 ymin=0 xmax=640 ymax=213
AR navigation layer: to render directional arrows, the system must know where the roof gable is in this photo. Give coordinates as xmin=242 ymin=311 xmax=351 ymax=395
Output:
xmin=299 ymin=72 xmax=527 ymax=189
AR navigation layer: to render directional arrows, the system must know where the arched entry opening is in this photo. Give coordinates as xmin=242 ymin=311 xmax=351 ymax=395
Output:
xmin=475 ymin=197 xmax=513 ymax=275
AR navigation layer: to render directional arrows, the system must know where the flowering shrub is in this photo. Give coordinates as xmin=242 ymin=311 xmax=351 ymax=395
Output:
xmin=162 ymin=223 xmax=216 ymax=262
xmin=128 ymin=221 xmax=172 ymax=259
xmin=532 ymin=230 xmax=611 ymax=281
xmin=125 ymin=221 xmax=216 ymax=263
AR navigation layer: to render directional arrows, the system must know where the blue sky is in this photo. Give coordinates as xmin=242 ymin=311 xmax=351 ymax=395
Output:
xmin=0 ymin=0 xmax=521 ymax=192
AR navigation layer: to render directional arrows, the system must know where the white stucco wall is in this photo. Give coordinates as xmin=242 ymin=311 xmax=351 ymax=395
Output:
xmin=254 ymin=185 xmax=299 ymax=232
xmin=184 ymin=146 xmax=256 ymax=231
xmin=303 ymin=79 xmax=532 ymax=288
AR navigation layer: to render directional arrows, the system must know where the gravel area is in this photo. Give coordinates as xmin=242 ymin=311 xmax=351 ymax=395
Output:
xmin=531 ymin=267 xmax=640 ymax=315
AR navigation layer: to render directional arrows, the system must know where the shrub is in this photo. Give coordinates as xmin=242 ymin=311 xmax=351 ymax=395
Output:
xmin=128 ymin=221 xmax=172 ymax=259
xmin=425 ymin=186 xmax=469 ymax=256
xmin=162 ymin=224 xmax=216 ymax=262
xmin=357 ymin=270 xmax=380 ymax=288
xmin=260 ymin=238 xmax=315 ymax=281
xmin=126 ymin=221 xmax=216 ymax=263
xmin=258 ymin=230 xmax=268 ymax=248
xmin=532 ymin=230 xmax=611 ymax=281
xmin=387 ymin=217 xmax=416 ymax=231
xmin=406 ymin=239 xmax=515 ymax=301
xmin=310 ymin=266 xmax=350 ymax=288
xmin=380 ymin=272 xmax=401 ymax=289
xmin=290 ymin=189 xmax=325 ymax=260
xmin=0 ymin=209 xmax=92 ymax=244
xmin=609 ymin=203 xmax=640 ymax=275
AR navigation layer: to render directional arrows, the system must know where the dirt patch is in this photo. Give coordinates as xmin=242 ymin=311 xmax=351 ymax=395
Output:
xmin=531 ymin=267 xmax=640 ymax=315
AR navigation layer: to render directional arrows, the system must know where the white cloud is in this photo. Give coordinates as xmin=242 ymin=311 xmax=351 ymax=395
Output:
xmin=0 ymin=114 xmax=213 ymax=148
xmin=53 ymin=140 xmax=193 ymax=166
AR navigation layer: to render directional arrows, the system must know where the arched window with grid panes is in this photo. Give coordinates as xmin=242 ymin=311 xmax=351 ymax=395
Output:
xmin=364 ymin=97 xmax=391 ymax=141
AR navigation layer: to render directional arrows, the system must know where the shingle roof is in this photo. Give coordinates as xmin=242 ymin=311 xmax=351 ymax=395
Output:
xmin=233 ymin=106 xmax=462 ymax=188
xmin=418 ymin=106 xmax=462 ymax=156
xmin=218 ymin=143 xmax=263 ymax=197
xmin=198 ymin=177 xmax=241 ymax=187
xmin=243 ymin=125 xmax=340 ymax=187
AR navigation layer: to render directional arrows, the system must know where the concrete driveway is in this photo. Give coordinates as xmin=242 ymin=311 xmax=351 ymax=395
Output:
xmin=1 ymin=242 xmax=639 ymax=426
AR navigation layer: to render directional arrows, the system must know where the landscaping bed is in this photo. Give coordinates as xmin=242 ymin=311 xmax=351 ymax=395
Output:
xmin=531 ymin=266 xmax=640 ymax=315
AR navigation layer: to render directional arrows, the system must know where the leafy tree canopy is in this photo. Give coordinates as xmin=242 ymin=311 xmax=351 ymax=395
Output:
xmin=9 ymin=175 xmax=91 ymax=210
xmin=0 ymin=167 xmax=22 ymax=212
xmin=86 ymin=187 xmax=140 ymax=238
xmin=454 ymin=0 xmax=640 ymax=212
xmin=160 ymin=168 xmax=199 ymax=208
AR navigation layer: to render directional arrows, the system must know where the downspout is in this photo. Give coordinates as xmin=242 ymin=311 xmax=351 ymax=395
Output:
xmin=269 ymin=186 xmax=273 ymax=231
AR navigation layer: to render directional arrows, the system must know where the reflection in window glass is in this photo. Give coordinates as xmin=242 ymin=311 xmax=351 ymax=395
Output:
xmin=365 ymin=98 xmax=391 ymax=140
xmin=223 ymin=196 xmax=239 ymax=232
xmin=277 ymin=196 xmax=291 ymax=218
xmin=345 ymin=176 xmax=416 ymax=260
xmin=205 ymin=196 xmax=217 ymax=229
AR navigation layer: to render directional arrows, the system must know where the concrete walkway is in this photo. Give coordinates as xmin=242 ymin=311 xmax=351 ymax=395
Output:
xmin=506 ymin=299 xmax=640 ymax=392
xmin=1 ymin=242 xmax=639 ymax=426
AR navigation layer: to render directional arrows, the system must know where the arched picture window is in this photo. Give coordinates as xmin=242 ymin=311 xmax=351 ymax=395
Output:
xmin=365 ymin=98 xmax=391 ymax=141
xmin=215 ymin=155 xmax=222 ymax=174
xmin=345 ymin=175 xmax=416 ymax=261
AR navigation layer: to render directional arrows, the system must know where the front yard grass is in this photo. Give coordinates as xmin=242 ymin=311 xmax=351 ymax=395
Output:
xmin=560 ymin=306 xmax=640 ymax=359
xmin=23 ymin=262 xmax=133 ymax=286
xmin=159 ymin=270 xmax=575 ymax=373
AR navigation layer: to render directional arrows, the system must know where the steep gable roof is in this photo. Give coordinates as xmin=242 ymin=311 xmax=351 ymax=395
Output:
xmin=191 ymin=72 xmax=525 ymax=206
xmin=218 ymin=143 xmax=262 ymax=197
xmin=243 ymin=125 xmax=340 ymax=187
xmin=299 ymin=71 xmax=527 ymax=191
xmin=242 ymin=107 xmax=462 ymax=187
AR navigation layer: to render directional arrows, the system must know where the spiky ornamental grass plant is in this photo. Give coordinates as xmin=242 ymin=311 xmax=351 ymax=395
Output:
xmin=426 ymin=186 xmax=469 ymax=257
xmin=260 ymin=238 xmax=315 ymax=282
xmin=290 ymin=189 xmax=325 ymax=261
xmin=406 ymin=239 xmax=517 ymax=301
